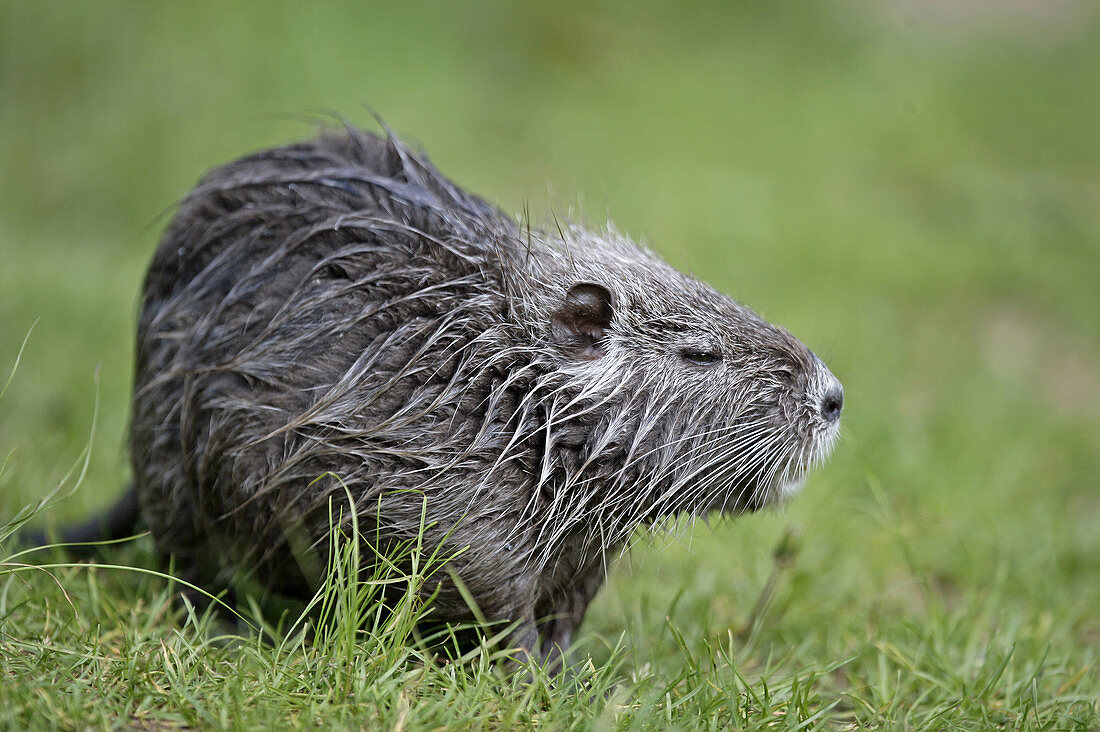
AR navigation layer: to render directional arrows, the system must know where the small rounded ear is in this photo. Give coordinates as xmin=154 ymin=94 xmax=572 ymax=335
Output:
xmin=552 ymin=282 xmax=614 ymax=360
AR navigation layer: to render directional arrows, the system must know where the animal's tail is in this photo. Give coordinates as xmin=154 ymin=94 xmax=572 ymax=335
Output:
xmin=19 ymin=485 xmax=142 ymax=557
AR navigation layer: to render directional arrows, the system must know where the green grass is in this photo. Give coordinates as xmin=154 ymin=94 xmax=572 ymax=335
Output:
xmin=1 ymin=1 xmax=1098 ymax=728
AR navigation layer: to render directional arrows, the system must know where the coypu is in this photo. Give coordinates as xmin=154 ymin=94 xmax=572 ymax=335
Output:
xmin=38 ymin=127 xmax=843 ymax=664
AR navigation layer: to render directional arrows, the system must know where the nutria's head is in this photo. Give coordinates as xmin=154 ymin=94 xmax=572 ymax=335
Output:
xmin=522 ymin=226 xmax=842 ymax=538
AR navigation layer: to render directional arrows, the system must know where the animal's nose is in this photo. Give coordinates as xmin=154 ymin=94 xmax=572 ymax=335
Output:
xmin=820 ymin=384 xmax=844 ymax=423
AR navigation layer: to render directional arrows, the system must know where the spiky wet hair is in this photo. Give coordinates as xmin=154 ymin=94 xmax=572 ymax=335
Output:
xmin=130 ymin=127 xmax=840 ymax=662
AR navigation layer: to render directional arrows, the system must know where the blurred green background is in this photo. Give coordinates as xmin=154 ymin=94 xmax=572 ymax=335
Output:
xmin=1 ymin=0 xmax=1097 ymax=700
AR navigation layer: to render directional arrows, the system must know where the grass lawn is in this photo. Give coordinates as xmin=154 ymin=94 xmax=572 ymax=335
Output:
xmin=1 ymin=2 xmax=1098 ymax=728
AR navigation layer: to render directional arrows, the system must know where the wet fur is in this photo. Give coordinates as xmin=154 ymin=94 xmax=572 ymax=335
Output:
xmin=129 ymin=127 xmax=840 ymax=663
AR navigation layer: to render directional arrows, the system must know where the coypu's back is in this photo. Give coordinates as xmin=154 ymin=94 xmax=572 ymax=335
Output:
xmin=130 ymin=127 xmax=843 ymax=664
xmin=143 ymin=130 xmax=509 ymax=305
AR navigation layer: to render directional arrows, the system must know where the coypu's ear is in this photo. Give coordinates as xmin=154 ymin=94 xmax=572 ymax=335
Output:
xmin=552 ymin=282 xmax=614 ymax=360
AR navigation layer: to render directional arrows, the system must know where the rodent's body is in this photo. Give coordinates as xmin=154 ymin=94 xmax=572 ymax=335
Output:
xmin=130 ymin=128 xmax=842 ymax=662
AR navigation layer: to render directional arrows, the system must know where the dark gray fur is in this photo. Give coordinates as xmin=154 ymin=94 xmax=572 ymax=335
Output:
xmin=129 ymin=127 xmax=842 ymax=663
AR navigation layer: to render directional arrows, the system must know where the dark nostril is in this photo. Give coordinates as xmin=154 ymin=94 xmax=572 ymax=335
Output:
xmin=820 ymin=385 xmax=844 ymax=423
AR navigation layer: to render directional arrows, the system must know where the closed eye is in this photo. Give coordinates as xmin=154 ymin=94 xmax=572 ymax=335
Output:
xmin=681 ymin=349 xmax=722 ymax=366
